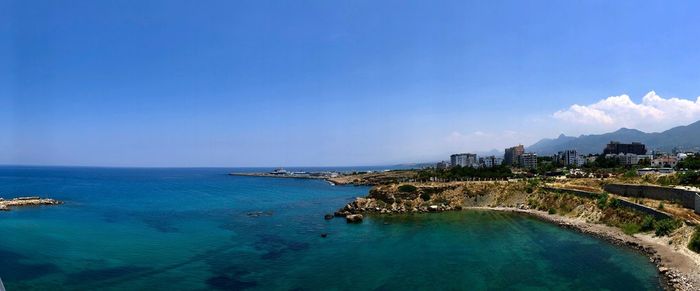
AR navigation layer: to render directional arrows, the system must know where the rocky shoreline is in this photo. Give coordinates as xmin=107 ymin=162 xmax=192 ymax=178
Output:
xmin=330 ymin=180 xmax=700 ymax=291
xmin=476 ymin=207 xmax=699 ymax=291
xmin=0 ymin=196 xmax=63 ymax=211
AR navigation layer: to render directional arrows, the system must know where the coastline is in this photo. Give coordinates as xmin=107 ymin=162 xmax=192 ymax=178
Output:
xmin=463 ymin=206 xmax=700 ymax=291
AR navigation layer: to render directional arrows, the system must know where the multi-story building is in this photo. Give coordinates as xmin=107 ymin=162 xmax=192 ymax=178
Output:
xmin=519 ymin=153 xmax=538 ymax=169
xmin=603 ymin=141 xmax=647 ymax=155
xmin=651 ymin=156 xmax=678 ymax=168
xmin=555 ymin=150 xmax=582 ymax=167
xmin=606 ymin=153 xmax=653 ymax=165
xmin=504 ymin=145 xmax=525 ymax=166
xmin=481 ymin=156 xmax=503 ymax=168
xmin=450 ymin=153 xmax=478 ymax=168
xmin=436 ymin=161 xmax=449 ymax=170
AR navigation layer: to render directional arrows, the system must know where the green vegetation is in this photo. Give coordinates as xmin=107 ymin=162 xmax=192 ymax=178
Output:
xmin=607 ymin=214 xmax=680 ymax=237
xmin=596 ymin=193 xmax=609 ymax=209
xmin=593 ymin=156 xmax=621 ymax=169
xmin=621 ymin=223 xmax=642 ymax=235
xmin=420 ymin=192 xmax=431 ymax=201
xmin=653 ymin=219 xmax=682 ymax=236
xmin=638 ymin=158 xmax=651 ymax=167
xmin=689 ymin=226 xmax=700 ymax=254
xmin=657 ymin=202 xmax=664 ymax=210
xmin=623 ymin=169 xmax=637 ymax=178
xmin=640 ymin=216 xmax=655 ymax=232
xmin=547 ymin=208 xmax=557 ymax=215
xmin=525 ymin=179 xmax=540 ymax=194
xmin=417 ymin=165 xmax=513 ymax=181
xmin=677 ymin=155 xmax=700 ymax=170
xmin=398 ymin=184 xmax=417 ymax=193
xmin=677 ymin=171 xmax=700 ymax=186
xmin=608 ymin=198 xmax=621 ymax=209
xmin=656 ymin=174 xmax=679 ymax=186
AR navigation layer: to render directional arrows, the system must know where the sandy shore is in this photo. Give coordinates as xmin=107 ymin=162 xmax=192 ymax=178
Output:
xmin=465 ymin=206 xmax=700 ymax=291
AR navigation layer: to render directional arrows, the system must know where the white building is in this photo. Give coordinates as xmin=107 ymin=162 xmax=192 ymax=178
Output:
xmin=481 ymin=156 xmax=503 ymax=168
xmin=436 ymin=161 xmax=449 ymax=169
xmin=606 ymin=153 xmax=653 ymax=165
xmin=556 ymin=150 xmax=584 ymax=167
xmin=450 ymin=153 xmax=478 ymax=168
xmin=651 ymin=156 xmax=678 ymax=168
xmin=519 ymin=153 xmax=538 ymax=169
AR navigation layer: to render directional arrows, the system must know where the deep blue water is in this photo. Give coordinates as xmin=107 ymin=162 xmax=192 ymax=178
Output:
xmin=0 ymin=167 xmax=661 ymax=290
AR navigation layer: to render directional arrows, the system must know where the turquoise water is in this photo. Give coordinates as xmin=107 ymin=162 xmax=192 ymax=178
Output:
xmin=0 ymin=167 xmax=661 ymax=290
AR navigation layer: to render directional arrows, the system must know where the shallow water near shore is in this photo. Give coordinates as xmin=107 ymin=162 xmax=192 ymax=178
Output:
xmin=0 ymin=166 xmax=661 ymax=290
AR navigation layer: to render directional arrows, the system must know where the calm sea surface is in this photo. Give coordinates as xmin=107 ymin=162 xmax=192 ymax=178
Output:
xmin=0 ymin=166 xmax=661 ymax=290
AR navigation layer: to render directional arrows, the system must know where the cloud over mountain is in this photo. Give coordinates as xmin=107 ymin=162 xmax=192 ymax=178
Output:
xmin=553 ymin=91 xmax=700 ymax=133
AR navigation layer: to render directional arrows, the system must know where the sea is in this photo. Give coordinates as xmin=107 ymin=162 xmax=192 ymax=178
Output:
xmin=0 ymin=166 xmax=661 ymax=290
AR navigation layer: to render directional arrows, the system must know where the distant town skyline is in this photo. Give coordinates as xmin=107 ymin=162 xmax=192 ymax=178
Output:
xmin=2 ymin=1 xmax=700 ymax=167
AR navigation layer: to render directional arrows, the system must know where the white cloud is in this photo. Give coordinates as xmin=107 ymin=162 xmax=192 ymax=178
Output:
xmin=553 ymin=91 xmax=700 ymax=133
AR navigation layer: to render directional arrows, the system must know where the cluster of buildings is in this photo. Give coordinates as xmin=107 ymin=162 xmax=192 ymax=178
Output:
xmin=445 ymin=153 xmax=504 ymax=169
xmin=441 ymin=144 xmax=537 ymax=170
xmin=437 ymin=140 xmax=696 ymax=173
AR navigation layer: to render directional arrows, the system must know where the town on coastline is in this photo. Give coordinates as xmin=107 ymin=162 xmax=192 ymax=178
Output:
xmin=323 ymin=141 xmax=700 ymax=290
xmin=440 ymin=141 xmax=688 ymax=177
xmin=233 ymin=140 xmax=700 ymax=290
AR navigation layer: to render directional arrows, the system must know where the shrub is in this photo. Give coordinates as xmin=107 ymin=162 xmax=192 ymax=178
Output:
xmin=608 ymin=198 xmax=621 ymax=209
xmin=657 ymin=202 xmax=664 ymax=210
xmin=597 ymin=193 xmax=609 ymax=209
xmin=622 ymin=223 xmax=642 ymax=235
xmin=623 ymin=169 xmax=637 ymax=178
xmin=398 ymin=184 xmax=417 ymax=193
xmin=548 ymin=208 xmax=556 ymax=215
xmin=420 ymin=192 xmax=431 ymax=201
xmin=654 ymin=219 xmax=681 ymax=237
xmin=640 ymin=216 xmax=655 ymax=232
xmin=678 ymin=171 xmax=700 ymax=185
xmin=689 ymin=226 xmax=700 ymax=253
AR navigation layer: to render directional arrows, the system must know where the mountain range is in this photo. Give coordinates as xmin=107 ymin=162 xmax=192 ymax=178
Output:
xmin=527 ymin=120 xmax=700 ymax=155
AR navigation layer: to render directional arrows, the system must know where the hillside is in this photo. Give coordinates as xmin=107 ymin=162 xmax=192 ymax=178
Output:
xmin=528 ymin=120 xmax=700 ymax=155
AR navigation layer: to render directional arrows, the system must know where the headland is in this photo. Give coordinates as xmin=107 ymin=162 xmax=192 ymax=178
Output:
xmin=325 ymin=170 xmax=700 ymax=290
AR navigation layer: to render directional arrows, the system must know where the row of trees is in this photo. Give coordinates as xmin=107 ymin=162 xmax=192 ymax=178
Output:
xmin=417 ymin=165 xmax=513 ymax=180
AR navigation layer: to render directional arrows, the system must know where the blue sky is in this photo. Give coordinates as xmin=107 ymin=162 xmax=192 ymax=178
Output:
xmin=2 ymin=0 xmax=700 ymax=167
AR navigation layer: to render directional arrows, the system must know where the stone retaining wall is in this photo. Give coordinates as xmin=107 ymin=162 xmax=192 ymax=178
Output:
xmin=544 ymin=186 xmax=674 ymax=219
xmin=616 ymin=199 xmax=672 ymax=220
xmin=603 ymin=184 xmax=700 ymax=215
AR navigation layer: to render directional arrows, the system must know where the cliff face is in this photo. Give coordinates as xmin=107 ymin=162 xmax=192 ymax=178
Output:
xmin=336 ymin=181 xmax=533 ymax=215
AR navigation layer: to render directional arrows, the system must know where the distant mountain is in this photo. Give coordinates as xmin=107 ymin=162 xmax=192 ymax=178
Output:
xmin=527 ymin=120 xmax=700 ymax=155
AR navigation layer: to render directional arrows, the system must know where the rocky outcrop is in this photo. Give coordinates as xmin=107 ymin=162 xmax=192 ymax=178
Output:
xmin=345 ymin=214 xmax=363 ymax=223
xmin=337 ymin=182 xmax=530 ymax=215
xmin=0 ymin=197 xmax=62 ymax=211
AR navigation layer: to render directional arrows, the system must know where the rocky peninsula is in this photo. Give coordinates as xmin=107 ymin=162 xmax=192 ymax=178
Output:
xmin=332 ymin=178 xmax=700 ymax=291
xmin=0 ymin=196 xmax=63 ymax=211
